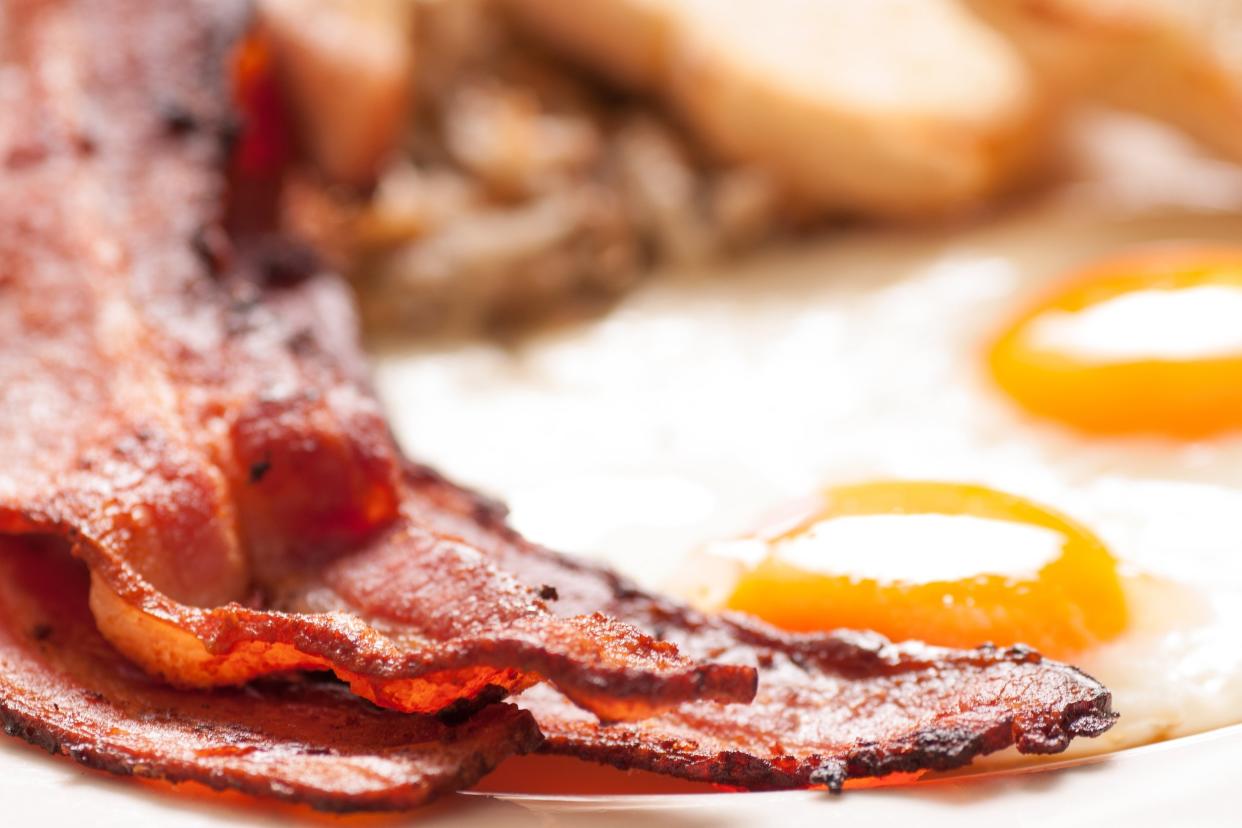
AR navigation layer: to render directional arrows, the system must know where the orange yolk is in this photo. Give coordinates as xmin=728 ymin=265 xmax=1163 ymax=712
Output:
xmin=725 ymin=481 xmax=1126 ymax=660
xmin=988 ymin=246 xmax=1242 ymax=437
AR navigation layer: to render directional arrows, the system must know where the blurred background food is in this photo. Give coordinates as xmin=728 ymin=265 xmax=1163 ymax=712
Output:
xmin=971 ymin=0 xmax=1242 ymax=161
xmin=257 ymin=0 xmax=1242 ymax=335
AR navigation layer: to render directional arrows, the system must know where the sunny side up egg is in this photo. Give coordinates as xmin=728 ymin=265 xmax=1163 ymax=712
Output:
xmin=679 ymin=474 xmax=1241 ymax=761
xmin=989 ymin=246 xmax=1242 ymax=438
xmin=714 ymin=480 xmax=1127 ymax=661
xmin=675 ymin=244 xmax=1242 ymax=761
xmin=377 ymin=211 xmax=1242 ymax=767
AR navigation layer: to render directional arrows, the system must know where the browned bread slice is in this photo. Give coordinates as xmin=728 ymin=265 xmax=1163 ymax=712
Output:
xmin=972 ymin=0 xmax=1242 ymax=163
xmin=504 ymin=0 xmax=1052 ymax=218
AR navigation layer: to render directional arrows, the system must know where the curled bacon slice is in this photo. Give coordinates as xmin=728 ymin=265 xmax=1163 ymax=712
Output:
xmin=0 ymin=0 xmax=752 ymax=724
xmin=0 ymin=537 xmax=541 ymax=811
xmin=403 ymin=469 xmax=1118 ymax=790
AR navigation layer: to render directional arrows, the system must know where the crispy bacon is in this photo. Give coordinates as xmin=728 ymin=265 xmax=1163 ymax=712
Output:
xmin=403 ymin=469 xmax=1117 ymax=790
xmin=0 ymin=537 xmax=541 ymax=811
xmin=0 ymin=0 xmax=753 ymax=726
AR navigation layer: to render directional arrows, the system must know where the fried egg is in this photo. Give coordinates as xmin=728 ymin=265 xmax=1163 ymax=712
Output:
xmin=704 ymin=480 xmax=1128 ymax=660
xmin=989 ymin=245 xmax=1242 ymax=438
xmin=374 ymin=158 xmax=1242 ymax=764
xmin=675 ymin=475 xmax=1242 ymax=760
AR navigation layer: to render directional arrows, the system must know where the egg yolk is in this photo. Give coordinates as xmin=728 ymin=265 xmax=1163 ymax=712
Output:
xmin=988 ymin=246 xmax=1242 ymax=437
xmin=724 ymin=481 xmax=1126 ymax=660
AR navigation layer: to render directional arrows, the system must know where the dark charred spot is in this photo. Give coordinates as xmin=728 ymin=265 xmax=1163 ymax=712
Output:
xmin=537 ymin=584 xmax=559 ymax=602
xmin=436 ymin=684 xmax=508 ymax=726
xmin=67 ymin=745 xmax=102 ymax=765
xmin=470 ymin=496 xmax=510 ymax=525
xmin=809 ymin=760 xmax=846 ymax=794
xmin=912 ymin=727 xmax=981 ymax=763
xmin=72 ymin=132 xmax=97 ymax=157
xmin=248 ymin=238 xmax=318 ymax=289
xmin=159 ymin=100 xmax=200 ymax=135
xmin=1005 ymin=643 xmax=1041 ymax=664
xmin=286 ymin=327 xmax=317 ymax=356
xmin=249 ymin=458 xmax=271 ymax=483
xmin=613 ymin=584 xmax=645 ymax=602
xmin=191 ymin=224 xmax=232 ymax=277
xmin=217 ymin=114 xmax=242 ymax=154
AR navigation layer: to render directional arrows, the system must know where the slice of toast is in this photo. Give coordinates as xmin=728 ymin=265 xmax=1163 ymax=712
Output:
xmin=504 ymin=0 xmax=1051 ymax=218
xmin=497 ymin=0 xmax=671 ymax=90
xmin=971 ymin=0 xmax=1242 ymax=163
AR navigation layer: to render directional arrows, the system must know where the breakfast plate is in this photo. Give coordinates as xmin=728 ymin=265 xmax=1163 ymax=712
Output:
xmin=6 ymin=0 xmax=1242 ymax=822
xmin=6 ymin=112 xmax=1240 ymax=824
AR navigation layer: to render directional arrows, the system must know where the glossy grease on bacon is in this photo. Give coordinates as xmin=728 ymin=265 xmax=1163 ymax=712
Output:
xmin=0 ymin=537 xmax=542 ymax=811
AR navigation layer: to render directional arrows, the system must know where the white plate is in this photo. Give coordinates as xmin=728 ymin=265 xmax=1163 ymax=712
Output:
xmin=5 ymin=723 xmax=1241 ymax=826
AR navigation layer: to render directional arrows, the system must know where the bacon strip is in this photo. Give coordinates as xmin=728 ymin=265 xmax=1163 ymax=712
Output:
xmin=0 ymin=9 xmax=547 ymax=809
xmin=0 ymin=537 xmax=541 ymax=811
xmin=403 ymin=469 xmax=1118 ymax=790
xmin=0 ymin=0 xmax=753 ymax=725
